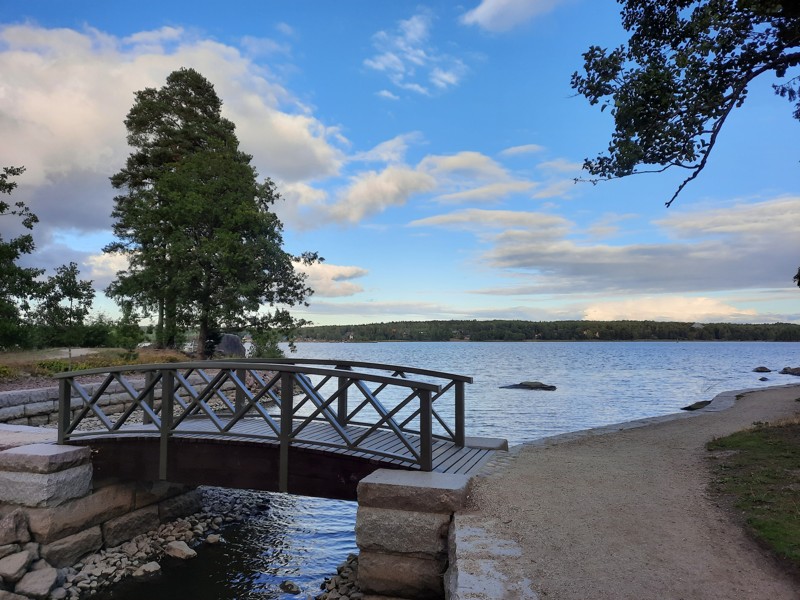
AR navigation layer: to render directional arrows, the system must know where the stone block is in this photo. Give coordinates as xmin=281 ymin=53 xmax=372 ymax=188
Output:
xmin=0 ymin=425 xmax=57 ymax=450
xmin=464 ymin=436 xmax=509 ymax=451
xmin=27 ymin=416 xmax=49 ymax=426
xmin=357 ymin=470 xmax=471 ymax=513
xmin=14 ymin=564 xmax=59 ymax=598
xmin=0 ymin=463 xmax=92 ymax=508
xmin=23 ymin=401 xmax=57 ymax=417
xmin=358 ymin=551 xmax=443 ymax=599
xmin=0 ymin=509 xmax=30 ymax=545
xmin=26 ymin=482 xmax=135 ymax=544
xmin=0 ymin=406 xmax=25 ymax=422
xmin=102 ymin=506 xmax=159 ymax=548
xmin=356 ymin=507 xmax=449 ymax=558
xmin=158 ymin=489 xmax=202 ymax=522
xmin=40 ymin=527 xmax=102 ymax=568
xmin=0 ymin=550 xmax=33 ymax=583
xmin=0 ymin=589 xmax=30 ymax=600
xmin=0 ymin=444 xmax=90 ymax=474
xmin=134 ymin=481 xmax=191 ymax=509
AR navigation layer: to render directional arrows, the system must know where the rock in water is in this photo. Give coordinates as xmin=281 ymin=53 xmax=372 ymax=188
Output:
xmin=780 ymin=366 xmax=800 ymax=376
xmin=164 ymin=541 xmax=196 ymax=559
xmin=752 ymin=366 xmax=771 ymax=373
xmin=681 ymin=401 xmax=711 ymax=411
xmin=279 ymin=580 xmax=301 ymax=594
xmin=500 ymin=381 xmax=557 ymax=391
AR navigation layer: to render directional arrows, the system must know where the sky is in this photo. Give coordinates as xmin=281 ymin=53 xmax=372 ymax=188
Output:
xmin=1 ymin=0 xmax=799 ymax=326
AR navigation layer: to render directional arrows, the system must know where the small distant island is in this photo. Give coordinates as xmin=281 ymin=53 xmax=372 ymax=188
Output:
xmin=299 ymin=319 xmax=800 ymax=343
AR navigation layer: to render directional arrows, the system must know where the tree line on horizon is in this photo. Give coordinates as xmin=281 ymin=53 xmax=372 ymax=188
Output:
xmin=299 ymin=320 xmax=800 ymax=343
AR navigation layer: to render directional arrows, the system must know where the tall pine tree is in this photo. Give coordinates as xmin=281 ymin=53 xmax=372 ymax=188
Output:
xmin=105 ymin=68 xmax=318 ymax=355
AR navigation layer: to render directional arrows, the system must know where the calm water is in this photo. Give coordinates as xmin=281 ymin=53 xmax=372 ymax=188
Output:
xmin=99 ymin=341 xmax=800 ymax=599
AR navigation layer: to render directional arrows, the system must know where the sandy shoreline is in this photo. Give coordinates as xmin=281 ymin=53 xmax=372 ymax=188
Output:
xmin=461 ymin=384 xmax=800 ymax=600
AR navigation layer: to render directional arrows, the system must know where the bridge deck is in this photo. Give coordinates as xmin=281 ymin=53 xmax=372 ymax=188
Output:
xmin=76 ymin=417 xmax=494 ymax=476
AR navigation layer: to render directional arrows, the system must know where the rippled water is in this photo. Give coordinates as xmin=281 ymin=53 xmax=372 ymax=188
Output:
xmin=96 ymin=341 xmax=800 ymax=599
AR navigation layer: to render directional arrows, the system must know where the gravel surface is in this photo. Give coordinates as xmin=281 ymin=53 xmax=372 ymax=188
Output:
xmin=465 ymin=385 xmax=800 ymax=600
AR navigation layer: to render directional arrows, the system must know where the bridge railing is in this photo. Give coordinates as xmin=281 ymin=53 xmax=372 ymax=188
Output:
xmin=54 ymin=360 xmax=472 ymax=487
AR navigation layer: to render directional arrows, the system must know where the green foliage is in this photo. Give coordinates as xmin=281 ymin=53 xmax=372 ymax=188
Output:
xmin=0 ymin=166 xmax=44 ymax=349
xmin=708 ymin=420 xmax=800 ymax=568
xmin=572 ymin=0 xmax=800 ymax=206
xmin=104 ymin=67 xmax=318 ymax=356
xmin=112 ymin=302 xmax=143 ymax=359
xmin=300 ymin=319 xmax=800 ymax=342
xmin=250 ymin=329 xmax=285 ymax=359
xmin=0 ymin=364 xmax=17 ymax=379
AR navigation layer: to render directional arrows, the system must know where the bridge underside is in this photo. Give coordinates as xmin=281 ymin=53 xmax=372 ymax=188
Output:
xmin=75 ymin=433 xmax=494 ymax=501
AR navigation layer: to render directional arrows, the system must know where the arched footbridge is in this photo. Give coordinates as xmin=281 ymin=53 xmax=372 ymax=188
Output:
xmin=54 ymin=359 xmax=501 ymax=500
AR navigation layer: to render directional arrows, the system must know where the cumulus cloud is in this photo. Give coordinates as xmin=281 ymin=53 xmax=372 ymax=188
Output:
xmin=364 ymin=12 xmax=468 ymax=96
xmin=419 ymin=151 xmax=509 ymax=180
xmin=296 ymin=262 xmax=369 ymax=297
xmin=327 ymin=166 xmax=437 ymax=223
xmin=583 ymin=296 xmax=758 ymax=322
xmin=499 ymin=144 xmax=545 ymax=156
xmin=0 ymin=23 xmax=345 ymax=237
xmin=435 ymin=181 xmax=536 ymax=203
xmin=424 ymin=197 xmax=800 ymax=296
xmin=352 ymin=133 xmax=422 ymax=164
xmin=461 ymin=0 xmax=569 ymax=32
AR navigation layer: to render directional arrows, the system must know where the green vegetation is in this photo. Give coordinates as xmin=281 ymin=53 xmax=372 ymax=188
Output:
xmin=105 ymin=67 xmax=318 ymax=357
xmin=708 ymin=416 xmax=800 ymax=570
xmin=300 ymin=319 xmax=800 ymax=342
xmin=573 ymin=1 xmax=800 ymax=207
xmin=0 ymin=347 xmax=187 ymax=379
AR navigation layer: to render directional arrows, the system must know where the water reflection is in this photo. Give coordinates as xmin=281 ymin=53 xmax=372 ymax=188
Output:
xmin=95 ymin=490 xmax=357 ymax=600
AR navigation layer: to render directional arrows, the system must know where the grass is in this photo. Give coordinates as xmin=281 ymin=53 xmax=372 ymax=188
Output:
xmin=707 ymin=413 xmax=800 ymax=572
xmin=0 ymin=347 xmax=188 ymax=378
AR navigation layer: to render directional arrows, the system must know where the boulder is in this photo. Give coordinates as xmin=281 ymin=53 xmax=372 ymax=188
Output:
xmin=132 ymin=561 xmax=161 ymax=577
xmin=780 ymin=366 xmax=800 ymax=376
xmin=40 ymin=527 xmax=102 ymax=568
xmin=0 ymin=550 xmax=33 ymax=583
xmin=500 ymin=381 xmax=557 ymax=391
xmin=752 ymin=366 xmax=772 ymax=373
xmin=759 ymin=376 xmax=769 ymax=382
xmin=0 ymin=510 xmax=30 ymax=546
xmin=279 ymin=580 xmax=301 ymax=594
xmin=681 ymin=401 xmax=711 ymax=411
xmin=164 ymin=541 xmax=196 ymax=559
xmin=14 ymin=566 xmax=58 ymax=599
xmin=215 ymin=334 xmax=246 ymax=358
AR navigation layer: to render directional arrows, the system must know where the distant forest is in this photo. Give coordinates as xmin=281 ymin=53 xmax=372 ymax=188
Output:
xmin=299 ymin=320 xmax=800 ymax=343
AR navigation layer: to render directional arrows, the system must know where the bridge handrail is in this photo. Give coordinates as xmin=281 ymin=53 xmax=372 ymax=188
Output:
xmin=56 ymin=359 xmax=470 ymax=487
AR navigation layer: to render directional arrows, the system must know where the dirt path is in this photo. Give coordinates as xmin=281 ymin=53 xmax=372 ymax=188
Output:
xmin=464 ymin=385 xmax=800 ymax=600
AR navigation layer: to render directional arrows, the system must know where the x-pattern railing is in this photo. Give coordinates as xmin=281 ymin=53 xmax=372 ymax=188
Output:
xmin=55 ymin=359 xmax=472 ymax=490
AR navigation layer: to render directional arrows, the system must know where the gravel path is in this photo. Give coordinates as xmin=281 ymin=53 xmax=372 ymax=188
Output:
xmin=463 ymin=385 xmax=800 ymax=600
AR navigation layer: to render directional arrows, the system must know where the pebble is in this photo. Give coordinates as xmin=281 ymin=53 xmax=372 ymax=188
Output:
xmin=315 ymin=554 xmax=361 ymax=600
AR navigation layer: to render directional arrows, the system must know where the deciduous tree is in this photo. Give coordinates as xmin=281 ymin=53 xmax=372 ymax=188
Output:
xmin=0 ymin=166 xmax=43 ymax=348
xmin=572 ymin=0 xmax=800 ymax=207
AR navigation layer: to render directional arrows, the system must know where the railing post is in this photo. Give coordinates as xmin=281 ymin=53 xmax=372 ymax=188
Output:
xmin=58 ymin=378 xmax=70 ymax=444
xmin=337 ymin=374 xmax=348 ymax=427
xmin=455 ymin=380 xmax=465 ymax=447
xmin=143 ymin=371 xmax=155 ymax=425
xmin=279 ymin=371 xmax=293 ymax=493
xmin=235 ymin=368 xmax=246 ymax=413
xmin=419 ymin=389 xmax=433 ymax=471
xmin=159 ymin=369 xmax=174 ymax=481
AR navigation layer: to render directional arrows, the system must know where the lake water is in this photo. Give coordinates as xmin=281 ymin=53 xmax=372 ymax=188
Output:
xmin=98 ymin=341 xmax=800 ymax=599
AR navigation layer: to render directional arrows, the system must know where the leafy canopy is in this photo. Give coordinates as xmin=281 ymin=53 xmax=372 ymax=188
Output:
xmin=105 ymin=67 xmax=319 ymax=355
xmin=572 ymin=0 xmax=800 ymax=206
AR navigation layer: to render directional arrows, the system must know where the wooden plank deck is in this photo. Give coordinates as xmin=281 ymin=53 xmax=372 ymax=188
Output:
xmin=73 ymin=416 xmax=494 ymax=476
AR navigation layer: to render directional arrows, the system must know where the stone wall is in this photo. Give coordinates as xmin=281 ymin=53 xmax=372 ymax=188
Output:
xmin=355 ymin=470 xmax=473 ymax=600
xmin=0 ymin=434 xmax=200 ymax=599
xmin=0 ymin=381 xmax=157 ymax=428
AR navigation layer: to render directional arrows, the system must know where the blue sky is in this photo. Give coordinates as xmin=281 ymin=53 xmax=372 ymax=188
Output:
xmin=2 ymin=0 xmax=799 ymax=325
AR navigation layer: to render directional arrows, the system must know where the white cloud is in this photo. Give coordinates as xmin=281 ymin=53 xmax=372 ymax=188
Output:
xmin=296 ymin=262 xmax=368 ymax=297
xmin=500 ymin=144 xmax=545 ymax=156
xmin=327 ymin=166 xmax=437 ymax=223
xmin=461 ymin=0 xmax=568 ymax=32
xmin=583 ymin=296 xmax=757 ymax=322
xmin=532 ymin=179 xmax=576 ymax=199
xmin=364 ymin=12 xmax=468 ymax=96
xmin=410 ymin=209 xmax=570 ymax=235
xmin=419 ymin=151 xmax=509 ymax=180
xmin=240 ymin=35 xmax=291 ymax=57
xmin=0 ymin=23 xmax=345 ymax=236
xmin=352 ymin=133 xmax=422 ymax=164
xmin=377 ymin=89 xmax=400 ymax=100
xmin=537 ymin=158 xmax=582 ymax=173
xmin=435 ymin=181 xmax=536 ymax=203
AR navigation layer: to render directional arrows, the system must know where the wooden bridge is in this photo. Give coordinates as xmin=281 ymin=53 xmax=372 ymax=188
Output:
xmin=54 ymin=359 xmax=497 ymax=500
